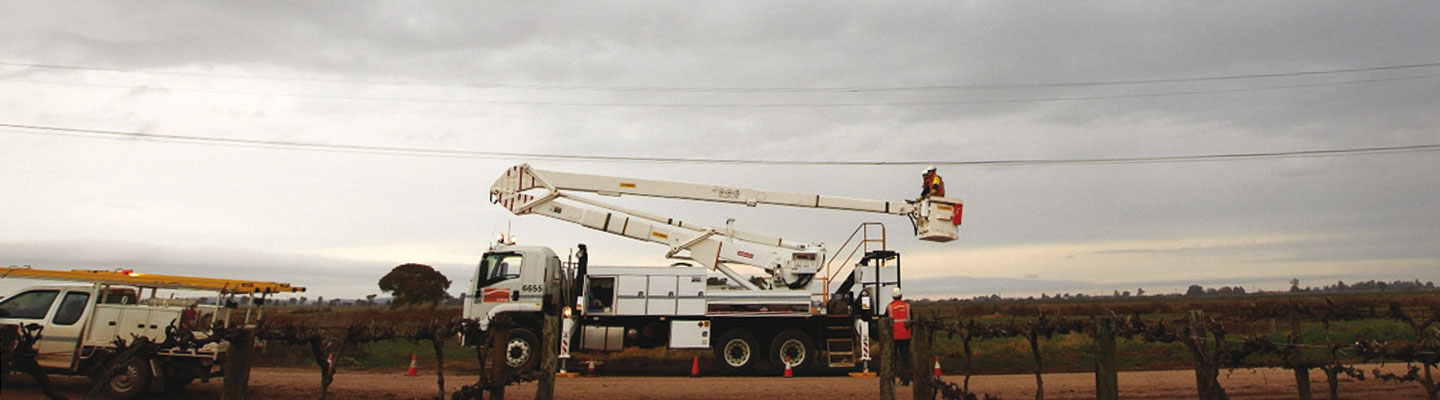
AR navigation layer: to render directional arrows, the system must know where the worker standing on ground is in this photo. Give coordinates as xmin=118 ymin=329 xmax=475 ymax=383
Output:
xmin=888 ymin=287 xmax=913 ymax=385
xmin=920 ymin=165 xmax=945 ymax=198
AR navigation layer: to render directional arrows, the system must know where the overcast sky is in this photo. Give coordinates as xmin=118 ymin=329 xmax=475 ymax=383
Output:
xmin=1 ymin=1 xmax=1437 ymax=299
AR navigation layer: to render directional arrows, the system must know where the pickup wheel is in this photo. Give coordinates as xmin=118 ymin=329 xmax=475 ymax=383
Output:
xmin=713 ymin=329 xmax=761 ymax=375
xmin=768 ymin=329 xmax=816 ymax=375
xmin=504 ymin=328 xmax=540 ymax=372
xmin=162 ymin=359 xmax=204 ymax=392
xmin=102 ymin=358 xmax=152 ymax=399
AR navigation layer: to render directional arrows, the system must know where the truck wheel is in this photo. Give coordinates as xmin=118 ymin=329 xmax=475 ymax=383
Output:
xmin=768 ymin=329 xmax=815 ymax=375
xmin=505 ymin=328 xmax=540 ymax=372
xmin=713 ymin=329 xmax=760 ymax=374
xmin=102 ymin=358 xmax=152 ymax=399
xmin=162 ymin=358 xmax=204 ymax=392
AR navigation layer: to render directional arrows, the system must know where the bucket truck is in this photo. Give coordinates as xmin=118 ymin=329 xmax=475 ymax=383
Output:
xmin=462 ymin=164 xmax=961 ymax=375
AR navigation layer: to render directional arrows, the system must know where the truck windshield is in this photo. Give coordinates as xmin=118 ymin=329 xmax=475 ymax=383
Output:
xmin=478 ymin=253 xmax=523 ymax=288
xmin=0 ymin=290 xmax=60 ymax=319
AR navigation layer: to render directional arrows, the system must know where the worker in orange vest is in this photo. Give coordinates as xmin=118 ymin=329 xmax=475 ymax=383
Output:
xmin=921 ymin=165 xmax=945 ymax=198
xmin=887 ymin=287 xmax=912 ymax=385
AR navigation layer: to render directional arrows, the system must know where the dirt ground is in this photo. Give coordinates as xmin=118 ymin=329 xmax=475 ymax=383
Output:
xmin=2 ymin=364 xmax=1432 ymax=399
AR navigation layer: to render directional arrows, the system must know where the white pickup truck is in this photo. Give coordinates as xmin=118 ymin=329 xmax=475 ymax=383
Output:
xmin=0 ymin=267 xmax=302 ymax=399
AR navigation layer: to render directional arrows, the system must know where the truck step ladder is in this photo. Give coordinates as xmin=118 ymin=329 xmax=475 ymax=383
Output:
xmin=824 ymin=319 xmax=857 ymax=368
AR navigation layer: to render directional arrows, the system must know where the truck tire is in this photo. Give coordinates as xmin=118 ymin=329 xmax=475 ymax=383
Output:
xmin=713 ymin=329 xmax=761 ymax=375
xmin=504 ymin=328 xmax=540 ymax=372
xmin=768 ymin=329 xmax=816 ymax=375
xmin=102 ymin=358 xmax=152 ymax=399
xmin=162 ymin=359 xmax=204 ymax=392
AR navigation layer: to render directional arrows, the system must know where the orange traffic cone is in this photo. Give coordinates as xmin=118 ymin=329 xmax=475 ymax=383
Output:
xmin=933 ymin=356 xmax=942 ymax=377
xmin=585 ymin=357 xmax=597 ymax=377
xmin=327 ymin=353 xmax=336 ymax=375
xmin=783 ymin=357 xmax=793 ymax=378
xmin=690 ymin=356 xmax=701 ymax=377
xmin=406 ymin=353 xmax=419 ymax=377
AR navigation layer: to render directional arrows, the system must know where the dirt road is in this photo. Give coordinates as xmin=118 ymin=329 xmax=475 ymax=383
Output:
xmin=2 ymin=365 xmax=1430 ymax=399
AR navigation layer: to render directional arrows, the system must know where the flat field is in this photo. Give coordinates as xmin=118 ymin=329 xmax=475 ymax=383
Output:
xmin=3 ymin=364 xmax=1432 ymax=399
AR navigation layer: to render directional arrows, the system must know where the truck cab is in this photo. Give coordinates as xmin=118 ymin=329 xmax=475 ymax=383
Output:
xmin=462 ymin=244 xmax=562 ymax=330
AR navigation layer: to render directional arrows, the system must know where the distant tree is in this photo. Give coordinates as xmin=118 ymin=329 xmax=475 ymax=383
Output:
xmin=365 ymin=294 xmax=378 ymax=305
xmin=287 ymin=298 xmax=298 ymax=306
xmin=379 ymin=263 xmax=454 ymax=307
xmin=1122 ymin=290 xmax=1131 ymax=297
xmin=1136 ymin=288 xmax=1145 ymax=297
xmin=1112 ymin=290 xmax=1121 ymax=297
xmin=1289 ymin=278 xmax=1301 ymax=293
xmin=1185 ymin=285 xmax=1205 ymax=297
xmin=316 ymin=296 xmax=324 ymax=306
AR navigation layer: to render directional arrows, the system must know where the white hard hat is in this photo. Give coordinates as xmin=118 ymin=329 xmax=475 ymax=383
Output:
xmin=891 ymin=287 xmax=902 ymax=299
xmin=923 ymin=165 xmax=936 ymax=174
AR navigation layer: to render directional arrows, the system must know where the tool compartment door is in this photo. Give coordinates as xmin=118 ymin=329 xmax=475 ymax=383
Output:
xmin=115 ymin=308 xmax=154 ymax=340
xmin=645 ymin=276 xmax=677 ymax=315
xmin=615 ymin=275 xmax=648 ymax=315
xmin=676 ymin=275 xmax=706 ymax=315
xmin=85 ymin=305 xmax=123 ymax=347
xmin=146 ymin=309 xmax=182 ymax=339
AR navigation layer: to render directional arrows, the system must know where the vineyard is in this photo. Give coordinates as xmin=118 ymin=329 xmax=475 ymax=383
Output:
xmin=899 ymin=293 xmax=1440 ymax=400
xmin=5 ymin=293 xmax=1440 ymax=399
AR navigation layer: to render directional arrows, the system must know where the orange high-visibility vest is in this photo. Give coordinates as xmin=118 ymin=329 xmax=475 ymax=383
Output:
xmin=888 ymin=299 xmax=912 ymax=340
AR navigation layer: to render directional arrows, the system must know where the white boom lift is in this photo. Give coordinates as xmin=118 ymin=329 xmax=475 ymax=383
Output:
xmin=469 ymin=164 xmax=962 ymax=375
xmin=489 ymin=164 xmax=962 ymax=290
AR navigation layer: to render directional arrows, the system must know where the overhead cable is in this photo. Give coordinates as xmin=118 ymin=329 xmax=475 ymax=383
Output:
xmin=3 ymin=59 xmax=1439 ymax=93
xmin=2 ymin=122 xmax=1437 ymax=166
xmin=3 ymin=72 xmax=1438 ymax=109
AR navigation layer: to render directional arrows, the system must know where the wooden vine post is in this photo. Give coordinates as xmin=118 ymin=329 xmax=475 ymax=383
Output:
xmin=221 ymin=327 xmax=254 ymax=400
xmin=534 ymin=266 xmax=561 ymax=400
xmin=1092 ymin=315 xmax=1119 ymax=400
xmin=1289 ymin=317 xmax=1313 ymax=400
xmin=483 ymin=322 xmax=511 ymax=400
xmin=911 ymin=319 xmax=935 ymax=400
xmin=878 ymin=316 xmax=895 ymax=400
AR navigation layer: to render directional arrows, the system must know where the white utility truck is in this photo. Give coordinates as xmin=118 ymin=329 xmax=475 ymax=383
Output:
xmin=463 ymin=164 xmax=962 ymax=375
xmin=0 ymin=267 xmax=303 ymax=398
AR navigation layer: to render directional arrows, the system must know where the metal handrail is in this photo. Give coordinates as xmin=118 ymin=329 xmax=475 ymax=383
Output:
xmin=821 ymin=222 xmax=887 ymax=304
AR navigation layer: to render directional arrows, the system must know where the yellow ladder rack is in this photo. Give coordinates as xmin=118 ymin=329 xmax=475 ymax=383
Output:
xmin=0 ymin=266 xmax=305 ymax=294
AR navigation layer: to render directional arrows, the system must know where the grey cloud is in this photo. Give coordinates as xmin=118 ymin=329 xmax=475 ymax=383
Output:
xmin=0 ymin=1 xmax=1436 ymax=299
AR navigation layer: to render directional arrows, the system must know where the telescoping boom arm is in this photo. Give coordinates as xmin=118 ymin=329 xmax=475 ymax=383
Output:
xmin=489 ymin=164 xmax=961 ymax=289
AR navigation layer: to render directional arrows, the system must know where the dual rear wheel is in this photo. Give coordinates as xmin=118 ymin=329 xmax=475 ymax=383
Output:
xmin=713 ymin=328 xmax=815 ymax=375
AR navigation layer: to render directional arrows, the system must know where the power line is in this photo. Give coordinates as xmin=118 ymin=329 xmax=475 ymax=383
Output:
xmin=4 ymin=72 xmax=1438 ymax=109
xmin=3 ymin=122 xmax=1437 ymax=166
xmin=4 ymin=59 xmax=1440 ymax=93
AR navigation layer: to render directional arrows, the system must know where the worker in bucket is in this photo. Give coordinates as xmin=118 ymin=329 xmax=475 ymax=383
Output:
xmin=920 ymin=165 xmax=945 ymax=198
xmin=888 ymin=287 xmax=913 ymax=385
